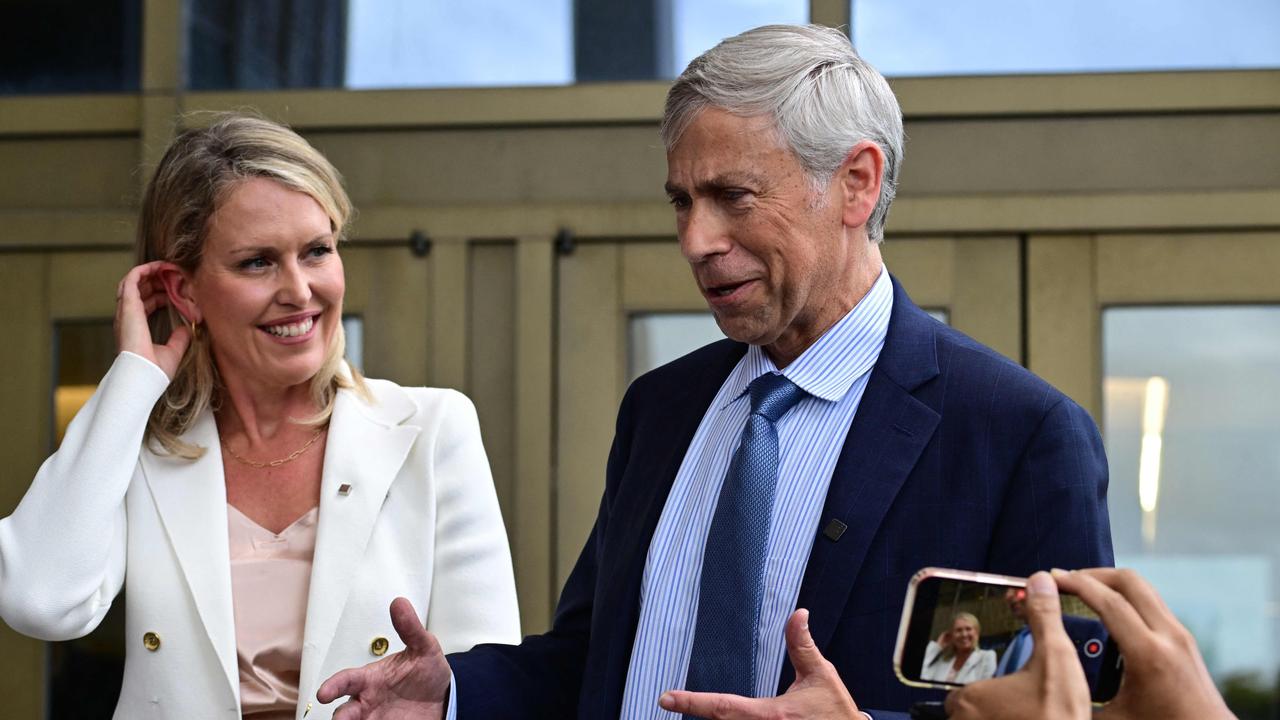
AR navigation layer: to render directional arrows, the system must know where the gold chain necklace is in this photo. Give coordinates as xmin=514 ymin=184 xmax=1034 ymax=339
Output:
xmin=222 ymin=428 xmax=325 ymax=469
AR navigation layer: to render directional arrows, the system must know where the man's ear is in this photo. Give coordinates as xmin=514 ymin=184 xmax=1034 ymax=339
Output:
xmin=836 ymin=140 xmax=885 ymax=231
xmin=157 ymin=264 xmax=202 ymax=325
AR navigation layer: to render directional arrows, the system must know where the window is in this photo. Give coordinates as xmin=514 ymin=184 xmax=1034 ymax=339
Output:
xmin=1103 ymin=306 xmax=1280 ymax=713
xmin=852 ymin=0 xmax=1280 ymax=76
xmin=1 ymin=0 xmax=141 ymax=94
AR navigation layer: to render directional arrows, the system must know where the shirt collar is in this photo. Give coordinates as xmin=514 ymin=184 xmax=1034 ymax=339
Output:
xmin=719 ymin=264 xmax=893 ymax=409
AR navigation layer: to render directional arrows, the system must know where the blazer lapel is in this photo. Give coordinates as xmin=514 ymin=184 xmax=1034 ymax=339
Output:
xmin=139 ymin=411 xmax=239 ymax=701
xmin=297 ymin=380 xmax=419 ymax=704
xmin=781 ymin=278 xmax=942 ymax=689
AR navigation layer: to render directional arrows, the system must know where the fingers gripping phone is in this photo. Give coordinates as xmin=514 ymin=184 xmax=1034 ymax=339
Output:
xmin=893 ymin=568 xmax=1123 ymax=703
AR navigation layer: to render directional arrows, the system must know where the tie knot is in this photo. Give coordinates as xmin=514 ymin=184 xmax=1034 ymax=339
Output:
xmin=748 ymin=373 xmax=808 ymax=423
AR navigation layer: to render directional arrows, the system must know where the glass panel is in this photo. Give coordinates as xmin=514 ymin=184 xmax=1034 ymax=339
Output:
xmin=925 ymin=308 xmax=948 ymax=325
xmin=1103 ymin=306 xmax=1280 ymax=717
xmin=342 ymin=315 xmax=364 ymax=372
xmin=189 ymin=0 xmax=808 ymax=89
xmin=1 ymin=0 xmax=141 ymax=95
xmin=670 ymin=0 xmax=808 ymax=78
xmin=189 ymin=0 xmax=347 ymax=90
xmin=49 ymin=320 xmax=124 ymax=719
xmin=629 ymin=312 xmax=724 ymax=381
xmin=852 ymin=0 xmax=1280 ymax=76
xmin=346 ymin=0 xmax=572 ymax=89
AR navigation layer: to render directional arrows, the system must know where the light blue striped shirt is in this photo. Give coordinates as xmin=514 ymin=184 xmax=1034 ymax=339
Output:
xmin=618 ymin=265 xmax=893 ymax=719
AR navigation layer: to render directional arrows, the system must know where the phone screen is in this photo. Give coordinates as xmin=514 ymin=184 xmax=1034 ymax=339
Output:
xmin=895 ymin=571 xmax=1122 ymax=703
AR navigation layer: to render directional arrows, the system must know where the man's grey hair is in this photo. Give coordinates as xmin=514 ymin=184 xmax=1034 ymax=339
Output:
xmin=661 ymin=24 xmax=904 ymax=243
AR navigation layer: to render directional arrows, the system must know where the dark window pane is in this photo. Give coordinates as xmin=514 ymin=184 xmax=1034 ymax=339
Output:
xmin=0 ymin=0 xmax=140 ymax=95
xmin=189 ymin=0 xmax=347 ymax=90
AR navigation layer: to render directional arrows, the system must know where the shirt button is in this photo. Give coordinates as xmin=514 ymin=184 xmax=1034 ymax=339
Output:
xmin=370 ymin=636 xmax=389 ymax=656
xmin=142 ymin=632 xmax=161 ymax=651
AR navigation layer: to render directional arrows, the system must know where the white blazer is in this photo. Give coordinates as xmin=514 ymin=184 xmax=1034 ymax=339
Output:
xmin=920 ymin=641 xmax=998 ymax=685
xmin=0 ymin=352 xmax=520 ymax=719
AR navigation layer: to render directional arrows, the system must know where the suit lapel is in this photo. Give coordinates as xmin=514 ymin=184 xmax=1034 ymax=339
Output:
xmin=297 ymin=380 xmax=418 ymax=703
xmin=780 ymin=278 xmax=942 ymax=689
xmin=139 ymin=411 xmax=239 ymax=700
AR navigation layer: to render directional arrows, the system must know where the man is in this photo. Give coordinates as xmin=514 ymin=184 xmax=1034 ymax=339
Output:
xmin=318 ymin=24 xmax=1112 ymax=720
xmin=996 ymin=588 xmax=1109 ymax=698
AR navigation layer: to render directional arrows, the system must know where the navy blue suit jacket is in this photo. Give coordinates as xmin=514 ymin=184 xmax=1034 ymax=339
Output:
xmin=449 ymin=278 xmax=1113 ymax=718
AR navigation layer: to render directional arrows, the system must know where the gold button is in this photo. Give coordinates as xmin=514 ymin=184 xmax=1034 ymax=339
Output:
xmin=370 ymin=636 xmax=389 ymax=656
xmin=142 ymin=632 xmax=161 ymax=651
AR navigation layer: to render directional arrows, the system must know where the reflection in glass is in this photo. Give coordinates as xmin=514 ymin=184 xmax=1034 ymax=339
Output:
xmin=629 ymin=312 xmax=723 ymax=381
xmin=1103 ymin=306 xmax=1280 ymax=716
xmin=852 ymin=0 xmax=1280 ymax=76
xmin=671 ymin=0 xmax=808 ymax=77
xmin=346 ymin=0 xmax=572 ymax=88
xmin=188 ymin=0 xmax=809 ymax=89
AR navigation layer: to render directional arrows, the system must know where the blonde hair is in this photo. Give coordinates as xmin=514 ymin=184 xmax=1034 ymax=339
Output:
xmin=137 ymin=111 xmax=368 ymax=458
xmin=934 ymin=612 xmax=983 ymax=663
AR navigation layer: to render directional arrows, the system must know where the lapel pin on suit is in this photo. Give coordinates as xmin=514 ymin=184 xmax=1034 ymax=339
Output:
xmin=823 ymin=519 xmax=847 ymax=542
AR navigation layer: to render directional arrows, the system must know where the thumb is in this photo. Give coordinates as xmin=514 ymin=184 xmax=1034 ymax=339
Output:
xmin=784 ymin=609 xmax=825 ymax=679
xmin=389 ymin=597 xmax=439 ymax=656
xmin=1022 ymin=572 xmax=1068 ymax=648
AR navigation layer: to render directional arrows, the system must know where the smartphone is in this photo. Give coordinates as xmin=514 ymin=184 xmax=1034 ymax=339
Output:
xmin=893 ymin=567 xmax=1123 ymax=703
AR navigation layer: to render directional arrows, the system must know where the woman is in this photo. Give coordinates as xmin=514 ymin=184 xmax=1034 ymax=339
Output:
xmin=921 ymin=612 xmax=998 ymax=685
xmin=0 ymin=113 xmax=520 ymax=719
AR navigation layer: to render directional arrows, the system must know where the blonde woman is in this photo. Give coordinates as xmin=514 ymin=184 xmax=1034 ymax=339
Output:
xmin=0 ymin=113 xmax=519 ymax=719
xmin=921 ymin=612 xmax=998 ymax=684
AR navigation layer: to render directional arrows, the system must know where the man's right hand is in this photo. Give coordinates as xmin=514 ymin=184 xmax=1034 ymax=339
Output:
xmin=317 ymin=597 xmax=452 ymax=720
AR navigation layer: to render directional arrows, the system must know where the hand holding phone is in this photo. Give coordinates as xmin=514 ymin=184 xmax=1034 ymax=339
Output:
xmin=945 ymin=569 xmax=1238 ymax=720
xmin=942 ymin=572 xmax=1092 ymax=720
xmin=894 ymin=568 xmax=1121 ymax=702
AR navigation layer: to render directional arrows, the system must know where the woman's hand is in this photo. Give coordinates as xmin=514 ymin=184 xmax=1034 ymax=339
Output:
xmin=936 ymin=629 xmax=952 ymax=650
xmin=114 ymin=262 xmax=191 ymax=379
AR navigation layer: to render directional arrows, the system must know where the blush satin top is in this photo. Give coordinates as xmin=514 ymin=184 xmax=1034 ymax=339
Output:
xmin=228 ymin=504 xmax=319 ymax=719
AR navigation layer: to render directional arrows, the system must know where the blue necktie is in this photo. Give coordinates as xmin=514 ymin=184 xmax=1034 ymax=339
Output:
xmin=684 ymin=372 xmax=809 ymax=708
xmin=998 ymin=627 xmax=1032 ymax=676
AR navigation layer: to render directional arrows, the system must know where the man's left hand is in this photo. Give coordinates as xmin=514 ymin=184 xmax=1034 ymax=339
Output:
xmin=658 ymin=609 xmax=862 ymax=719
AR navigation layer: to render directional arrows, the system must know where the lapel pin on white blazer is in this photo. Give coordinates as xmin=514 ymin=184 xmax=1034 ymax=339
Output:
xmin=337 ymin=483 xmax=352 ymax=496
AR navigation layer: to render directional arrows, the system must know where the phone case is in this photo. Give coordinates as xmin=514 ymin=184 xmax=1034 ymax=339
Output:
xmin=892 ymin=567 xmax=1028 ymax=692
